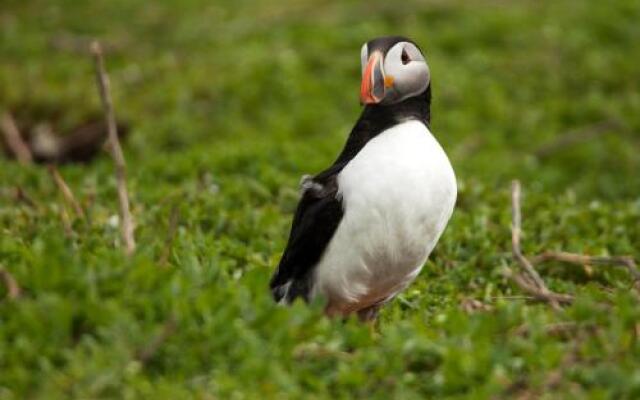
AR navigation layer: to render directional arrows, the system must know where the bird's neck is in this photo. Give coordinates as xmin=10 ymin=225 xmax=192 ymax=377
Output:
xmin=362 ymin=85 xmax=431 ymax=128
xmin=331 ymin=86 xmax=431 ymax=166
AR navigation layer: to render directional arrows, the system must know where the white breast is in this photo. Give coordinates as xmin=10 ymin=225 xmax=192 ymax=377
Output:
xmin=312 ymin=120 xmax=457 ymax=315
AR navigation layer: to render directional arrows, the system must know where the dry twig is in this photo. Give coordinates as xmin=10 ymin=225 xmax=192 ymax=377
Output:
xmin=505 ymin=180 xmax=638 ymax=307
xmin=1 ymin=112 xmax=32 ymax=164
xmin=135 ymin=315 xmax=177 ymax=364
xmin=48 ymin=165 xmax=86 ymax=219
xmin=13 ymin=186 xmax=37 ymax=208
xmin=91 ymin=41 xmax=136 ymax=255
xmin=503 ymin=268 xmax=573 ymax=307
xmin=461 ymin=297 xmax=493 ymax=313
xmin=0 ymin=267 xmax=21 ymax=300
xmin=59 ymin=206 xmax=74 ymax=238
xmin=531 ymin=251 xmax=640 ymax=281
xmin=514 ymin=321 xmax=597 ymax=339
xmin=511 ymin=181 xmax=548 ymax=290
xmin=509 ymin=180 xmax=569 ymax=310
xmin=158 ymin=205 xmax=180 ymax=267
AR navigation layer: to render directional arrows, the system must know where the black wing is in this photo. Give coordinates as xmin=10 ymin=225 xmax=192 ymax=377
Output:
xmin=270 ymin=163 xmax=346 ymax=303
xmin=269 ymin=82 xmax=432 ymax=304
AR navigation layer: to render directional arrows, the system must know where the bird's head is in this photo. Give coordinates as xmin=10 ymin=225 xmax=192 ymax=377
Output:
xmin=360 ymin=36 xmax=430 ymax=106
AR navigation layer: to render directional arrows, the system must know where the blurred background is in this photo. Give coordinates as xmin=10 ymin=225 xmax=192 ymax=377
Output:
xmin=1 ymin=0 xmax=640 ymax=398
xmin=2 ymin=0 xmax=639 ymax=198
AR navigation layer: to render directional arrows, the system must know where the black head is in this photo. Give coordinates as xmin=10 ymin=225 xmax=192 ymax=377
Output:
xmin=360 ymin=36 xmax=430 ymax=106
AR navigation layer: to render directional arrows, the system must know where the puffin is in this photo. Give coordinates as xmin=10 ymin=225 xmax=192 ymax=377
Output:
xmin=270 ymin=36 xmax=457 ymax=320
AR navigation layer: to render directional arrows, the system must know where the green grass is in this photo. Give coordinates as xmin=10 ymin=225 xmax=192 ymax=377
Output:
xmin=1 ymin=0 xmax=640 ymax=398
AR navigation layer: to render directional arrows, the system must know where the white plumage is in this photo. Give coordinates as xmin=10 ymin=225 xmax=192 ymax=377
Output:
xmin=311 ymin=120 xmax=457 ymax=315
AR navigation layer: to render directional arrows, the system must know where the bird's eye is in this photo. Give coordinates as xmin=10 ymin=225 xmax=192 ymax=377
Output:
xmin=401 ymin=49 xmax=410 ymax=65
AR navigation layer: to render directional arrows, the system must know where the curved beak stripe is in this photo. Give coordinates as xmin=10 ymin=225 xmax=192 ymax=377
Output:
xmin=360 ymin=52 xmax=385 ymax=104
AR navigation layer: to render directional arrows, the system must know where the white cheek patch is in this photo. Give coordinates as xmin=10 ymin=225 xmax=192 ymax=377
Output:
xmin=394 ymin=62 xmax=430 ymax=96
xmin=383 ymin=42 xmax=430 ymax=102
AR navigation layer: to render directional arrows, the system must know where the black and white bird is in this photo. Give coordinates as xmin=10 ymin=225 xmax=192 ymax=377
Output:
xmin=270 ymin=36 xmax=457 ymax=320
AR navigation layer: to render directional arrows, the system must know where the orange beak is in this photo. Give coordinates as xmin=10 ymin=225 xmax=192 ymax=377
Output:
xmin=360 ymin=52 xmax=384 ymax=104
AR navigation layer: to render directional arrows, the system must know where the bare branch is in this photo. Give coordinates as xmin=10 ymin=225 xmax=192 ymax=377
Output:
xmin=158 ymin=205 xmax=180 ymax=267
xmin=460 ymin=297 xmax=493 ymax=313
xmin=509 ymin=180 xmax=576 ymax=310
xmin=1 ymin=112 xmax=32 ymax=164
xmin=59 ymin=205 xmax=74 ymax=238
xmin=13 ymin=186 xmax=37 ymax=208
xmin=511 ymin=182 xmax=551 ymax=289
xmin=48 ymin=165 xmax=85 ymax=219
xmin=91 ymin=40 xmax=135 ymax=255
xmin=506 ymin=180 xmax=638 ymax=307
xmin=514 ymin=321 xmax=596 ymax=339
xmin=0 ymin=267 xmax=21 ymax=300
xmin=135 ymin=315 xmax=177 ymax=365
xmin=503 ymin=267 xmax=573 ymax=308
xmin=531 ymin=251 xmax=640 ymax=281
